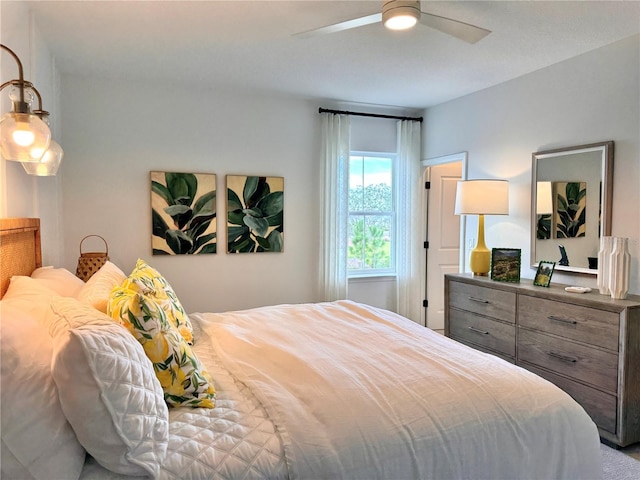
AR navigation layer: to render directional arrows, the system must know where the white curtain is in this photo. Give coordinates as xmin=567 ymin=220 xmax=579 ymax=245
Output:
xmin=319 ymin=113 xmax=350 ymax=301
xmin=395 ymin=120 xmax=423 ymax=323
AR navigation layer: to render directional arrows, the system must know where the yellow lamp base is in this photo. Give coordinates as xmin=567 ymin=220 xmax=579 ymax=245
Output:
xmin=467 ymin=214 xmax=492 ymax=276
xmin=470 ymin=246 xmax=491 ymax=276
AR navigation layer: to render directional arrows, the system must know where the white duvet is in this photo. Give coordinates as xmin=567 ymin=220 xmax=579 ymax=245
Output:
xmin=201 ymin=300 xmax=601 ymax=480
xmin=83 ymin=300 xmax=601 ymax=479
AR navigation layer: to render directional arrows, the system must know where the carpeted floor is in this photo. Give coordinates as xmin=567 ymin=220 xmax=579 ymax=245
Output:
xmin=601 ymin=442 xmax=640 ymax=480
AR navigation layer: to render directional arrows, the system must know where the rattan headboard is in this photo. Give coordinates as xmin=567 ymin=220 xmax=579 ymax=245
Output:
xmin=0 ymin=218 xmax=42 ymax=298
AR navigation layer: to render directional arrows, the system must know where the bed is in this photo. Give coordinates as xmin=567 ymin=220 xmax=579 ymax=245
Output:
xmin=0 ymin=217 xmax=602 ymax=480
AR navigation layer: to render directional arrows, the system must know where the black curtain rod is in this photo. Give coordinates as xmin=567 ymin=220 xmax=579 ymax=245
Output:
xmin=319 ymin=107 xmax=423 ymax=123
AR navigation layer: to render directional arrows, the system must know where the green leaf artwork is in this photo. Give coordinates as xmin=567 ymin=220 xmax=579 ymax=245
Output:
xmin=226 ymin=175 xmax=284 ymax=253
xmin=554 ymin=181 xmax=586 ymax=238
xmin=151 ymin=171 xmax=217 ymax=255
xmin=536 ymin=214 xmax=552 ymax=240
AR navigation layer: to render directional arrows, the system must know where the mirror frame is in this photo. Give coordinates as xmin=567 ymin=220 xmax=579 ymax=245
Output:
xmin=531 ymin=141 xmax=614 ymax=275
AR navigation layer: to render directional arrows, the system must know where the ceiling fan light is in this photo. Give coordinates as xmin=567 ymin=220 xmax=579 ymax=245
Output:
xmin=382 ymin=1 xmax=420 ymax=31
xmin=385 ymin=14 xmax=418 ymax=30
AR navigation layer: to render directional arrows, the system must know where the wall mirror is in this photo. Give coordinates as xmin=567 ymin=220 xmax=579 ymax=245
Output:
xmin=531 ymin=141 xmax=613 ymax=274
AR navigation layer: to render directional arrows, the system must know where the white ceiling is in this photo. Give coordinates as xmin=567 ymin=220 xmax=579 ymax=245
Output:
xmin=13 ymin=0 xmax=640 ymax=109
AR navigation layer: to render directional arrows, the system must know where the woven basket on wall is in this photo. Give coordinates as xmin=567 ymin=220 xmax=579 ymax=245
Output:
xmin=76 ymin=235 xmax=109 ymax=282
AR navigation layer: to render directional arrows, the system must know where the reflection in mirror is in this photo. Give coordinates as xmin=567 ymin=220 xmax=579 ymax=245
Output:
xmin=531 ymin=141 xmax=613 ymax=274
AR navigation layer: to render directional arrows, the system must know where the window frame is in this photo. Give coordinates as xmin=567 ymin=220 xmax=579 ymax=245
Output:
xmin=347 ymin=151 xmax=397 ymax=278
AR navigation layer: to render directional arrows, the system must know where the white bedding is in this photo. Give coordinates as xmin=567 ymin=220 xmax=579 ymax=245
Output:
xmin=80 ymin=316 xmax=288 ymax=480
xmin=199 ymin=300 xmax=602 ymax=480
xmin=0 ymin=255 xmax=603 ymax=480
xmin=79 ymin=300 xmax=601 ymax=479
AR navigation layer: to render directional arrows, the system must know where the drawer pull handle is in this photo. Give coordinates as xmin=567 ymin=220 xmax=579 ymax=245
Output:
xmin=468 ymin=296 xmax=490 ymax=304
xmin=468 ymin=326 xmax=490 ymax=335
xmin=548 ymin=315 xmax=578 ymax=325
xmin=548 ymin=351 xmax=577 ymax=363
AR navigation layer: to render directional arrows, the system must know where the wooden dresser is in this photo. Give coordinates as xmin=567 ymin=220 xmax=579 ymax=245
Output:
xmin=444 ymin=273 xmax=640 ymax=447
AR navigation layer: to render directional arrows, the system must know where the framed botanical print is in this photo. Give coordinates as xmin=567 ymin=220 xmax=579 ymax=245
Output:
xmin=151 ymin=171 xmax=217 ymax=255
xmin=226 ymin=175 xmax=284 ymax=253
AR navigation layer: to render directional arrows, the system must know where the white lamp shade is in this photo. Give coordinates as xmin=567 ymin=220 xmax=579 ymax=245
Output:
xmin=455 ymin=179 xmax=509 ymax=215
xmin=0 ymin=111 xmax=51 ymax=162
xmin=536 ymin=181 xmax=553 ymax=214
xmin=21 ymin=139 xmax=63 ymax=176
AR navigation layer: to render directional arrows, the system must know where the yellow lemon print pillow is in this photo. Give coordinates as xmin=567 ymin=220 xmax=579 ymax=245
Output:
xmin=123 ymin=259 xmax=194 ymax=345
xmin=108 ymin=287 xmax=215 ymax=409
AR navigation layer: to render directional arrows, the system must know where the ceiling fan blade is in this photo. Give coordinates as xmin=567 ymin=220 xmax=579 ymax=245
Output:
xmin=294 ymin=13 xmax=382 ymax=39
xmin=419 ymin=12 xmax=491 ymax=44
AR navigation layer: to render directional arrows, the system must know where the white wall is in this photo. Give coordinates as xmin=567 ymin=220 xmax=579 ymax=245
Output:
xmin=422 ymin=35 xmax=640 ymax=294
xmin=59 ymin=79 xmax=417 ymax=313
xmin=60 ymin=76 xmax=324 ymax=313
xmin=7 ymin=6 xmax=638 ymax=307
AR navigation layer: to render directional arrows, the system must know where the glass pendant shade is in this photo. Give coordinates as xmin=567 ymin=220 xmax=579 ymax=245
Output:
xmin=0 ymin=111 xmax=51 ymax=162
xmin=21 ymin=139 xmax=63 ymax=176
xmin=2 ymin=43 xmax=60 ymax=174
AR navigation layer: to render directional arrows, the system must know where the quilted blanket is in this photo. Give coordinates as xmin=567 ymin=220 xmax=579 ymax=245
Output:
xmin=80 ymin=321 xmax=288 ymax=480
xmin=199 ymin=300 xmax=602 ymax=480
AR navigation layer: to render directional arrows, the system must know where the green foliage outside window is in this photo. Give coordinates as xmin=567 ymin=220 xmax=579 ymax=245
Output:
xmin=348 ymin=181 xmax=393 ymax=272
xmin=348 ymin=217 xmax=391 ymax=270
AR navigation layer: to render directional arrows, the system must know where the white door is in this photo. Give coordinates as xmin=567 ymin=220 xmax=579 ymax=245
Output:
xmin=425 ymin=161 xmax=462 ymax=332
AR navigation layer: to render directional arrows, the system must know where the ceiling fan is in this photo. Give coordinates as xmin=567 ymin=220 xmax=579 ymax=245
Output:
xmin=295 ymin=0 xmax=491 ymax=44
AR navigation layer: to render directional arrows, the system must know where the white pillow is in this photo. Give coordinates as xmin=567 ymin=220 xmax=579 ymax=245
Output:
xmin=31 ymin=266 xmax=85 ymax=297
xmin=0 ymin=301 xmax=86 ymax=480
xmin=48 ymin=297 xmax=169 ymax=477
xmin=2 ymin=276 xmax=61 ymax=327
xmin=1 ymin=439 xmax=35 ymax=480
xmin=76 ymin=261 xmax=126 ymax=313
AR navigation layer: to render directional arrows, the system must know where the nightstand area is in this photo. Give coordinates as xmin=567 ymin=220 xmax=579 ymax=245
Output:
xmin=444 ymin=273 xmax=640 ymax=447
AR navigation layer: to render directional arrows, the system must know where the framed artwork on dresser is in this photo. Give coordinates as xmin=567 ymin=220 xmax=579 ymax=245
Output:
xmin=490 ymin=248 xmax=521 ymax=283
xmin=533 ymin=260 xmax=556 ymax=287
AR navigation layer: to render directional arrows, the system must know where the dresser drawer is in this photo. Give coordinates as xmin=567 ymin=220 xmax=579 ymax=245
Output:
xmin=449 ymin=309 xmax=516 ymax=357
xmin=522 ymin=362 xmax=617 ymax=434
xmin=449 ymin=281 xmax=516 ymax=323
xmin=454 ymin=337 xmax=515 ymax=363
xmin=519 ymin=329 xmax=618 ymax=393
xmin=519 ymin=295 xmax=619 ymax=351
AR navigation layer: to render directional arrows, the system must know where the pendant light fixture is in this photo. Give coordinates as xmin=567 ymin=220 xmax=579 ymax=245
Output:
xmin=21 ymin=111 xmax=63 ymax=176
xmin=1 ymin=43 xmax=63 ymax=175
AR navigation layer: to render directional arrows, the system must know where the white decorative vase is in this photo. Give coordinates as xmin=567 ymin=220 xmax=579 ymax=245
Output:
xmin=609 ymin=237 xmax=631 ymax=300
xmin=597 ymin=236 xmax=612 ymax=295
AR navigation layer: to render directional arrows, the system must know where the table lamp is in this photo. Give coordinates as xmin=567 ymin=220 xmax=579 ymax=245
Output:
xmin=455 ymin=179 xmax=509 ymax=275
xmin=536 ymin=181 xmax=553 ymax=240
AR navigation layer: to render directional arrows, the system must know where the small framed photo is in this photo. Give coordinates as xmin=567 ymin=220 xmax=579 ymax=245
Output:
xmin=534 ymin=260 xmax=556 ymax=287
xmin=490 ymin=248 xmax=521 ymax=283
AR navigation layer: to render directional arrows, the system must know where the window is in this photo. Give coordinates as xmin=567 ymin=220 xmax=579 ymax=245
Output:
xmin=348 ymin=152 xmax=395 ymax=276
